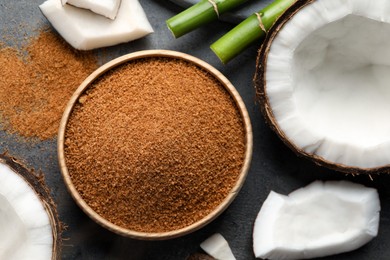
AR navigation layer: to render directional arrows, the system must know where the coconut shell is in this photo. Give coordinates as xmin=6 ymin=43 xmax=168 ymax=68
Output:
xmin=253 ymin=0 xmax=390 ymax=175
xmin=0 ymin=153 xmax=62 ymax=259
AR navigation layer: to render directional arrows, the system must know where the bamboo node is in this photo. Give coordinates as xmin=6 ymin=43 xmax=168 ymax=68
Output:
xmin=208 ymin=0 xmax=219 ymax=17
xmin=256 ymin=12 xmax=266 ymax=33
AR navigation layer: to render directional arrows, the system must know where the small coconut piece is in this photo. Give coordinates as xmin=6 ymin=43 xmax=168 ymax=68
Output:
xmin=200 ymin=233 xmax=236 ymax=260
xmin=253 ymin=180 xmax=380 ymax=259
xmin=255 ymin=0 xmax=390 ymax=174
xmin=39 ymin=0 xmax=153 ymax=50
xmin=63 ymin=0 xmax=121 ymax=20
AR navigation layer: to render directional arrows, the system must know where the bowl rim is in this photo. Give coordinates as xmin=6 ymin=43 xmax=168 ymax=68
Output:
xmin=57 ymin=49 xmax=253 ymax=240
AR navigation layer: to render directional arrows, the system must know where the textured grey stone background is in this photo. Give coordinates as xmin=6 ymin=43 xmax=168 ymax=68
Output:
xmin=0 ymin=0 xmax=389 ymax=259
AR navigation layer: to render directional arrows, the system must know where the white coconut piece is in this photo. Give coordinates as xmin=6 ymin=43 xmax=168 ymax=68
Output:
xmin=63 ymin=0 xmax=121 ymax=20
xmin=39 ymin=0 xmax=154 ymax=50
xmin=253 ymin=180 xmax=380 ymax=259
xmin=264 ymin=0 xmax=390 ymax=169
xmin=0 ymin=162 xmax=53 ymax=260
xmin=200 ymin=233 xmax=236 ymax=260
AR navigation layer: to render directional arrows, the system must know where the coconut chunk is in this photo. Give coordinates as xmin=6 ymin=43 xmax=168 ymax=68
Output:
xmin=39 ymin=0 xmax=153 ymax=50
xmin=0 ymin=160 xmax=53 ymax=259
xmin=200 ymin=233 xmax=236 ymax=260
xmin=253 ymin=181 xmax=380 ymax=259
xmin=64 ymin=0 xmax=121 ymax=20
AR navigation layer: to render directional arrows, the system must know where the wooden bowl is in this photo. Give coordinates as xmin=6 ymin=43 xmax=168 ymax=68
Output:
xmin=58 ymin=50 xmax=253 ymax=240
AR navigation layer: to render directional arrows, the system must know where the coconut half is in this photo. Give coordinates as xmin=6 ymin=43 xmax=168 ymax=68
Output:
xmin=255 ymin=0 xmax=390 ymax=174
xmin=0 ymin=154 xmax=61 ymax=260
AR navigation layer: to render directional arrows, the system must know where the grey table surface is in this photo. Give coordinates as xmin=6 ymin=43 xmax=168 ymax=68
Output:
xmin=1 ymin=0 xmax=389 ymax=259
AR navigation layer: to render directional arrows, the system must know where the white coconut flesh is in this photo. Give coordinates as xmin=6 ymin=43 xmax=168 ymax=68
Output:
xmin=253 ymin=180 xmax=380 ymax=259
xmin=265 ymin=0 xmax=390 ymax=169
xmin=63 ymin=0 xmax=122 ymax=20
xmin=39 ymin=0 xmax=153 ymax=50
xmin=0 ymin=162 xmax=53 ymax=259
xmin=200 ymin=233 xmax=236 ymax=260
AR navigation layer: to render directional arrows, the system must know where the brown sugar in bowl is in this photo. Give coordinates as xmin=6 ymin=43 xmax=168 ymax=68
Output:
xmin=58 ymin=50 xmax=253 ymax=240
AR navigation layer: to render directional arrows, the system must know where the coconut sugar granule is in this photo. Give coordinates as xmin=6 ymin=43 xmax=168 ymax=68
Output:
xmin=65 ymin=58 xmax=246 ymax=233
xmin=0 ymin=30 xmax=98 ymax=139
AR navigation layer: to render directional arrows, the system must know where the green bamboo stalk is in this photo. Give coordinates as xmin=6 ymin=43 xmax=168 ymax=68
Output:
xmin=166 ymin=0 xmax=249 ymax=38
xmin=211 ymin=0 xmax=296 ymax=64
